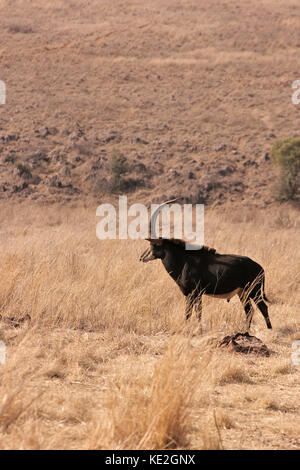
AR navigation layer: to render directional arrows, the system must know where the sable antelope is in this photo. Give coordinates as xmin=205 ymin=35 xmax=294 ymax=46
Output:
xmin=139 ymin=200 xmax=272 ymax=330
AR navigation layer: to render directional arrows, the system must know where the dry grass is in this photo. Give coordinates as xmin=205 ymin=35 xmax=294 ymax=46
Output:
xmin=89 ymin=338 xmax=212 ymax=450
xmin=0 ymin=201 xmax=299 ymax=449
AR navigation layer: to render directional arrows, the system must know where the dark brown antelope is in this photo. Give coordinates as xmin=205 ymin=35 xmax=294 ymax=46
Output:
xmin=139 ymin=200 xmax=272 ymax=330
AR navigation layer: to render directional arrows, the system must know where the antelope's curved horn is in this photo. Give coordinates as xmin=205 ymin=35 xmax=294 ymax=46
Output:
xmin=149 ymin=198 xmax=180 ymax=238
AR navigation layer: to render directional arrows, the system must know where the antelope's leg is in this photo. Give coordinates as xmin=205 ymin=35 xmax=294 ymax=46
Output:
xmin=249 ymin=283 xmax=272 ymax=330
xmin=239 ymin=292 xmax=254 ymax=331
xmin=185 ymin=295 xmax=194 ymax=320
xmin=195 ymin=296 xmax=202 ymax=322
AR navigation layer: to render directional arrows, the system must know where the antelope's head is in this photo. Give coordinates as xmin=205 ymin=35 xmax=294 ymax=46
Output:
xmin=139 ymin=198 xmax=179 ymax=262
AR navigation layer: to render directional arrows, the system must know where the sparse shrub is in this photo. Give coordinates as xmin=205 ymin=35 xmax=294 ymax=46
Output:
xmin=273 ymin=170 xmax=298 ymax=202
xmin=109 ymin=151 xmax=128 ymax=192
xmin=75 ymin=142 xmax=92 ymax=156
xmin=4 ymin=153 xmax=16 ymax=164
xmin=217 ymin=363 xmax=252 ymax=385
xmin=15 ymin=162 xmax=32 ymax=179
xmin=214 ymin=408 xmax=234 ymax=429
xmin=8 ymin=24 xmax=33 ymax=34
xmin=271 ymin=137 xmax=300 ymax=201
xmin=273 ymin=362 xmax=294 ymax=375
xmin=272 ymin=209 xmax=293 ymax=229
xmin=111 ymin=152 xmax=127 ymax=178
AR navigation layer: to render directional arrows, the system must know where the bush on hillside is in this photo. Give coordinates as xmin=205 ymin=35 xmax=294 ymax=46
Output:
xmin=271 ymin=137 xmax=300 ymax=201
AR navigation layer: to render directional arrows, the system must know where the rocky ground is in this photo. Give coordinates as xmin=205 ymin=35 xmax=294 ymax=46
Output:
xmin=0 ymin=124 xmax=275 ymax=206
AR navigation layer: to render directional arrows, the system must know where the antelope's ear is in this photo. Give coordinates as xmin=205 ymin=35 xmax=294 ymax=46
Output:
xmin=145 ymin=238 xmax=163 ymax=246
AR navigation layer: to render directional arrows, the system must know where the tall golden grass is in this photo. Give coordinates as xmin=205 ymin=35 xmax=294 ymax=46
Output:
xmin=0 ymin=202 xmax=299 ymax=449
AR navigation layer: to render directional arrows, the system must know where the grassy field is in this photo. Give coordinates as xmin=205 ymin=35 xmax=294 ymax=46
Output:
xmin=0 ymin=202 xmax=299 ymax=449
xmin=0 ymin=0 xmax=299 ymax=451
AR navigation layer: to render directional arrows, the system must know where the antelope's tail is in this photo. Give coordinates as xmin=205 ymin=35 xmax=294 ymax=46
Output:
xmin=262 ymin=275 xmax=271 ymax=304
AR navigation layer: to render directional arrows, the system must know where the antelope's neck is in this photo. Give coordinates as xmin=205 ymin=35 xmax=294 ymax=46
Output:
xmin=161 ymin=246 xmax=185 ymax=282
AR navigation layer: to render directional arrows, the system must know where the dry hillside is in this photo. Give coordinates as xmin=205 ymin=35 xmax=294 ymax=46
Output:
xmin=0 ymin=0 xmax=300 ymax=206
xmin=0 ymin=0 xmax=299 ymax=451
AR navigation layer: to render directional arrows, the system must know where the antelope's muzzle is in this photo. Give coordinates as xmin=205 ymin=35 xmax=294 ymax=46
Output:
xmin=139 ymin=247 xmax=155 ymax=262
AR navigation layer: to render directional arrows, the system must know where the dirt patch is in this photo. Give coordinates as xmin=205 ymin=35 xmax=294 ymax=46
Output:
xmin=217 ymin=332 xmax=271 ymax=357
xmin=0 ymin=314 xmax=31 ymax=328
